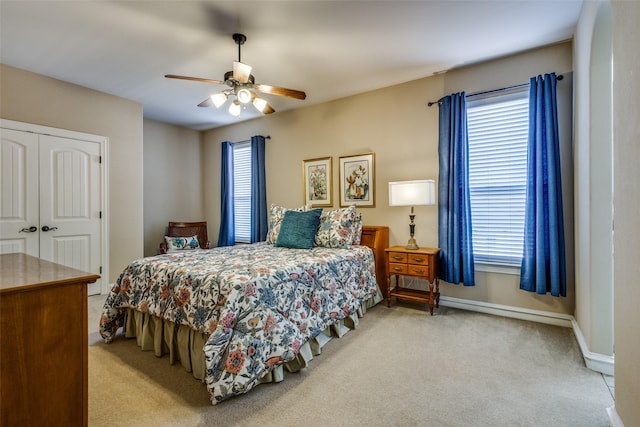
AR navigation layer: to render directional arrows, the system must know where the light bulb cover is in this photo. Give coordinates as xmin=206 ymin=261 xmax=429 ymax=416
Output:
xmin=211 ymin=92 xmax=228 ymax=108
xmin=237 ymin=88 xmax=253 ymax=104
xmin=253 ymin=97 xmax=268 ymax=112
xmin=228 ymin=101 xmax=241 ymax=117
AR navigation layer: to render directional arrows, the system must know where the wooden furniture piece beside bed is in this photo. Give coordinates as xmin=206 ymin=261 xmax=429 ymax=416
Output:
xmin=360 ymin=225 xmax=389 ymax=294
xmin=0 ymin=253 xmax=100 ymax=427
xmin=159 ymin=221 xmax=211 ymax=254
xmin=385 ymin=246 xmax=441 ymax=315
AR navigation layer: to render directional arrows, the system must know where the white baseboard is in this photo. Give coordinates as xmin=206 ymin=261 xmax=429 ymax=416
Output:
xmin=439 ymin=296 xmax=614 ymax=376
xmin=571 ymin=318 xmax=615 ymax=376
xmin=439 ymin=296 xmax=574 ymax=327
xmin=607 ymin=405 xmax=625 ymax=427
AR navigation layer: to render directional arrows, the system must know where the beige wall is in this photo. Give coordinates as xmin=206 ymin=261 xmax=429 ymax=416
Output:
xmin=612 ymin=0 xmax=640 ymax=424
xmin=143 ymin=119 xmax=204 ymax=256
xmin=202 ymin=72 xmax=445 ymax=250
xmin=202 ymin=42 xmax=575 ymax=316
xmin=0 ymin=64 xmax=144 ymax=284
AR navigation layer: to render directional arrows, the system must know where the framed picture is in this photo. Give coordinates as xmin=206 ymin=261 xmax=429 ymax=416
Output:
xmin=302 ymin=157 xmax=333 ymax=207
xmin=339 ymin=152 xmax=375 ymax=207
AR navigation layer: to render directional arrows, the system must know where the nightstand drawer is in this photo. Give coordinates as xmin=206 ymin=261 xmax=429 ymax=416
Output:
xmin=388 ymin=252 xmax=407 ymax=263
xmin=407 ymin=254 xmax=430 ymax=266
xmin=408 ymin=265 xmax=431 ymax=277
xmin=388 ymin=263 xmax=408 ymax=274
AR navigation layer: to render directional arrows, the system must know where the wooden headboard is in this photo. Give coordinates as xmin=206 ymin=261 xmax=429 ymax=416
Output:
xmin=361 ymin=226 xmax=389 ymax=296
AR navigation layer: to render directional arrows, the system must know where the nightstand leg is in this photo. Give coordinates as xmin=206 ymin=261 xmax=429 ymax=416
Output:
xmin=428 ymin=282 xmax=435 ymax=315
xmin=435 ymin=277 xmax=440 ymax=308
xmin=386 ymin=275 xmax=392 ymax=307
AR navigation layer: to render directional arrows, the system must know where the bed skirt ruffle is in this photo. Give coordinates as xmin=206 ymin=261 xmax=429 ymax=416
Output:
xmin=122 ymin=291 xmax=383 ymax=385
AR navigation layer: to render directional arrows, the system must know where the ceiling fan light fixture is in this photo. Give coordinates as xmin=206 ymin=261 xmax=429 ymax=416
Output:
xmin=236 ymin=88 xmax=253 ymax=104
xmin=233 ymin=61 xmax=252 ymax=83
xmin=253 ymin=96 xmax=268 ymax=112
xmin=211 ymin=92 xmax=228 ymax=108
xmin=229 ymin=100 xmax=241 ymax=117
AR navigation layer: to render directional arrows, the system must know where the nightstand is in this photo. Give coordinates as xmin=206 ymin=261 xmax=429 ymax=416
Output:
xmin=385 ymin=246 xmax=441 ymax=315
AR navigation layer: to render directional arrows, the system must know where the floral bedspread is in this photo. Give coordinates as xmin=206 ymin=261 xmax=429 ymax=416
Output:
xmin=99 ymin=243 xmax=379 ymax=404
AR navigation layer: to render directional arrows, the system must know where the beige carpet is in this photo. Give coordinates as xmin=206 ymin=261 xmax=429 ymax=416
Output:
xmin=88 ymin=295 xmax=613 ymax=426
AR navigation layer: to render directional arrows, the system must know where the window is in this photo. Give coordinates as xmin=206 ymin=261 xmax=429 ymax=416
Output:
xmin=467 ymin=88 xmax=529 ymax=267
xmin=233 ymin=142 xmax=251 ymax=243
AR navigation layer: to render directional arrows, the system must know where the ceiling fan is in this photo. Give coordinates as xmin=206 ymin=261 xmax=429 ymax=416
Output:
xmin=165 ymin=33 xmax=306 ymax=117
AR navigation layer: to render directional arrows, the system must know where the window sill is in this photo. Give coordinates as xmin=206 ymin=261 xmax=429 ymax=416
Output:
xmin=475 ymin=262 xmax=521 ymax=276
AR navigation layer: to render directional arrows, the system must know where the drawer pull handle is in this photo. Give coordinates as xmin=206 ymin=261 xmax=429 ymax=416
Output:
xmin=413 ymin=269 xmax=425 ymax=274
xmin=412 ymin=257 xmax=425 ymax=262
xmin=392 ymin=256 xmax=403 ymax=260
xmin=392 ymin=267 xmax=403 ymax=272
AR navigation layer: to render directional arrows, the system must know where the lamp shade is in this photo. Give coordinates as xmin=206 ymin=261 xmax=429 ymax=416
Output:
xmin=388 ymin=179 xmax=436 ymax=207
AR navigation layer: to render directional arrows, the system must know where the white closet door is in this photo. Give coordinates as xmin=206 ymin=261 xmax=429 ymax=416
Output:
xmin=39 ymin=135 xmax=102 ymax=294
xmin=0 ymin=129 xmax=39 ymax=256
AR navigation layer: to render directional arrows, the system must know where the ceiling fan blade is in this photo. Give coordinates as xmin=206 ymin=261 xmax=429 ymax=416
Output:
xmin=252 ymin=94 xmax=275 ymax=115
xmin=233 ymin=61 xmax=252 ymax=83
xmin=198 ymin=98 xmax=213 ymax=107
xmin=253 ymin=84 xmax=306 ymax=100
xmin=165 ymin=74 xmax=226 ymax=85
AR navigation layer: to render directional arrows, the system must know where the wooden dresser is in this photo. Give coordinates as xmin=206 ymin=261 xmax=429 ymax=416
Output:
xmin=385 ymin=246 xmax=441 ymax=315
xmin=0 ymin=253 xmax=100 ymax=427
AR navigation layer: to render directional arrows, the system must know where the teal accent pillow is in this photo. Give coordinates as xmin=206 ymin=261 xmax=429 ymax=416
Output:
xmin=275 ymin=209 xmax=322 ymax=249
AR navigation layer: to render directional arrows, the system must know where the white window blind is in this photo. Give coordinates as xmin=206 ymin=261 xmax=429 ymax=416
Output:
xmin=467 ymin=88 xmax=529 ymax=266
xmin=233 ymin=142 xmax=251 ymax=243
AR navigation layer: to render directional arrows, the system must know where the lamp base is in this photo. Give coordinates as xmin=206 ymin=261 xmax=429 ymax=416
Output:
xmin=405 ymin=238 xmax=419 ymax=250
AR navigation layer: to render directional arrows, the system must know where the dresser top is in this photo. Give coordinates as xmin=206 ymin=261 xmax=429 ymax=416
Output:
xmin=0 ymin=253 xmax=100 ymax=293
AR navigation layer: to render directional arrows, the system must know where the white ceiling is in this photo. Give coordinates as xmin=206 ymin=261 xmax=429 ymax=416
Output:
xmin=1 ymin=0 xmax=583 ymax=131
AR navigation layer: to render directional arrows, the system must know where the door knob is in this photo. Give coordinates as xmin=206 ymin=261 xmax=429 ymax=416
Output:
xmin=41 ymin=226 xmax=58 ymax=232
xmin=19 ymin=226 xmax=38 ymax=233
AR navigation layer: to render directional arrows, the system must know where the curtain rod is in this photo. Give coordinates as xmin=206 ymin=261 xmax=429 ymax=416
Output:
xmin=427 ymin=74 xmax=564 ymax=107
xmin=233 ymin=135 xmax=271 ymax=144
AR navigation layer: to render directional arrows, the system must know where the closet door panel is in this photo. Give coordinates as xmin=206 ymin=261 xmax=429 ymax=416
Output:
xmin=0 ymin=129 xmax=39 ymax=256
xmin=39 ymin=135 xmax=101 ymax=288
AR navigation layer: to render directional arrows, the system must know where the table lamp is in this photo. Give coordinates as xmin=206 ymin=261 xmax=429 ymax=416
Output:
xmin=388 ymin=179 xmax=436 ymax=249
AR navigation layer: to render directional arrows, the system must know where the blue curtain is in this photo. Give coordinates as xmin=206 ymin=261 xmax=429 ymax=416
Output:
xmin=217 ymin=141 xmax=235 ymax=247
xmin=437 ymin=92 xmax=475 ymax=286
xmin=520 ymin=73 xmax=566 ymax=297
xmin=250 ymin=135 xmax=268 ymax=242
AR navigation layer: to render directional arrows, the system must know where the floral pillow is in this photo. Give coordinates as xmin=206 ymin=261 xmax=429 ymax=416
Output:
xmin=314 ymin=205 xmax=358 ymax=248
xmin=265 ymin=204 xmax=307 ymax=244
xmin=164 ymin=235 xmax=200 ymax=252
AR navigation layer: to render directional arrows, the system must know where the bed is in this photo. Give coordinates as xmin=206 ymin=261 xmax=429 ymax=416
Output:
xmin=99 ymin=205 xmax=388 ymax=404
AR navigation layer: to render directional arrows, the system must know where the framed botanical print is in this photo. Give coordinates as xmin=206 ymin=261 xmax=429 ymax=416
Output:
xmin=302 ymin=157 xmax=333 ymax=207
xmin=339 ymin=152 xmax=375 ymax=207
